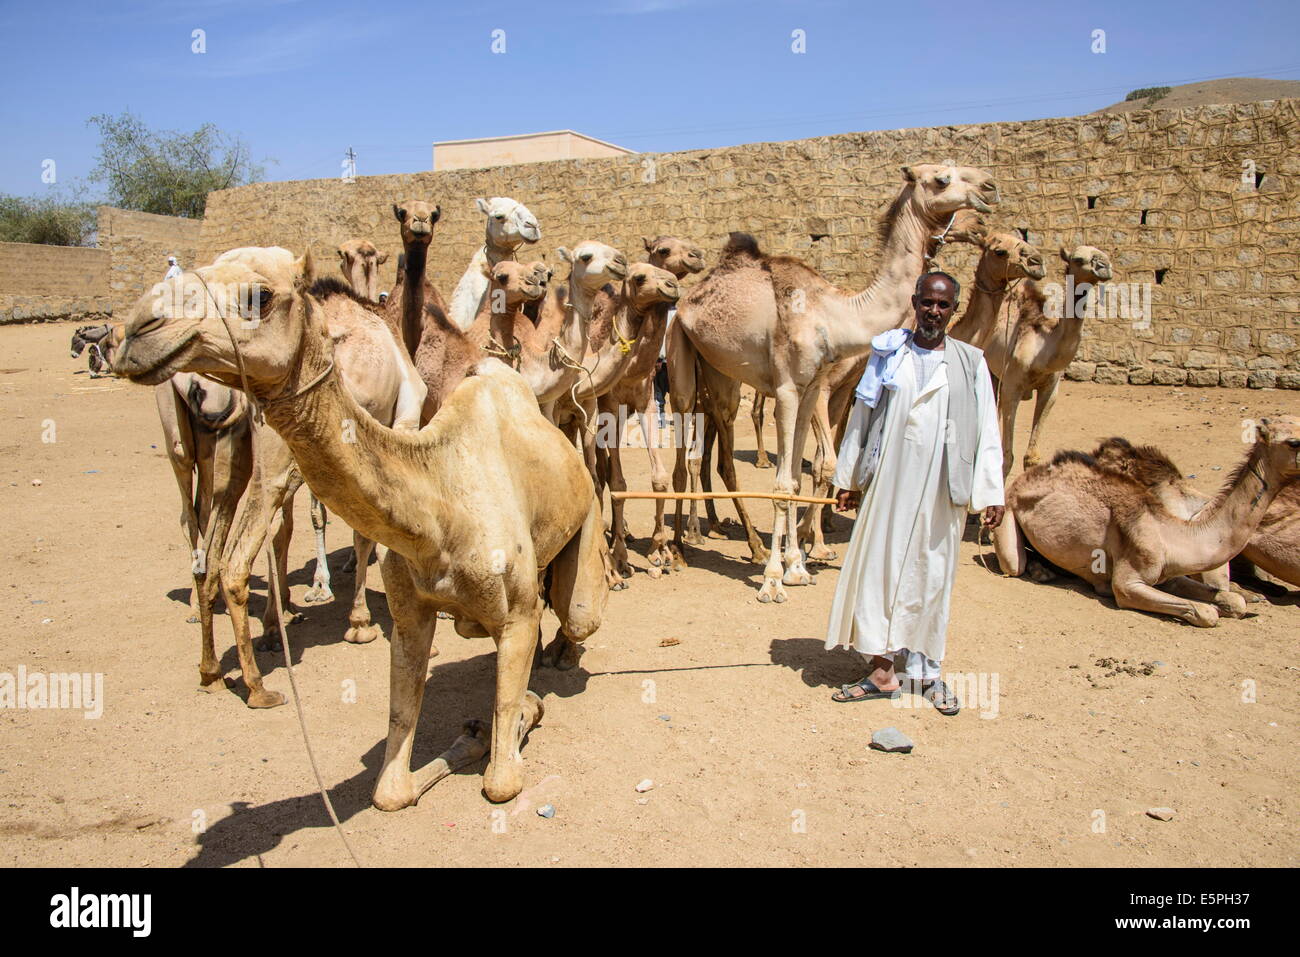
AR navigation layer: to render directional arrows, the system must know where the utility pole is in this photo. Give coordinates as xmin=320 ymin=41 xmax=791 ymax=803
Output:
xmin=342 ymin=146 xmax=357 ymax=183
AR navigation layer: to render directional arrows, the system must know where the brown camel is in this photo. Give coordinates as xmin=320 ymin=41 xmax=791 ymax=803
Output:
xmin=337 ymin=238 xmax=388 ymax=302
xmin=981 ymin=243 xmax=1114 ymax=475
xmin=667 ymin=165 xmax=999 ymax=602
xmin=992 ymin=417 xmax=1300 ymax=626
xmin=382 ymin=202 xmax=446 ymax=359
xmin=115 ymin=246 xmax=608 ymax=805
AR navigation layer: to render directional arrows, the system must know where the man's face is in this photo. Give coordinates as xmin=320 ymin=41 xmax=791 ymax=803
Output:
xmin=912 ymin=275 xmax=958 ymax=341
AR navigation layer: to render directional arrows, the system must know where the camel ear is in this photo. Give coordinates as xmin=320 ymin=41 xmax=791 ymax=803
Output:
xmin=336 ymin=247 xmax=347 ymax=261
xmin=1257 ymin=418 xmax=1272 ymax=443
xmin=377 ymin=250 xmax=389 ymax=265
xmin=901 ymin=166 xmax=917 ymax=183
xmin=393 ymin=204 xmax=405 ymax=223
xmin=643 ymin=237 xmax=654 ymax=252
xmin=431 ymin=205 xmax=442 ymax=224
xmin=1060 ymin=246 xmax=1071 ymax=263
xmin=475 ymin=197 xmax=491 ymax=215
xmin=557 ymin=246 xmax=573 ymax=263
xmin=295 ymin=250 xmax=316 ymax=289
xmin=479 ymin=258 xmax=496 ymax=280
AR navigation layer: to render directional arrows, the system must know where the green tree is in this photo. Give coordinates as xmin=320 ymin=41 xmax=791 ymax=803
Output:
xmin=87 ymin=111 xmax=266 ymax=218
xmin=0 ymin=189 xmax=97 ymax=246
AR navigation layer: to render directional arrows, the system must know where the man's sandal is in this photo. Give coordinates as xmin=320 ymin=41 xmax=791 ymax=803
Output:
xmin=832 ymin=678 xmax=901 ymax=703
xmin=922 ymin=679 xmax=960 ymax=716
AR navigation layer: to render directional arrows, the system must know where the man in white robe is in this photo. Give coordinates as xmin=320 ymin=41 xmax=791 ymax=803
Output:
xmin=825 ymin=272 xmax=1004 ymax=715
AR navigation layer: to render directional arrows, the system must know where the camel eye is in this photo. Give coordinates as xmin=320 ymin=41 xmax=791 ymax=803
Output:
xmin=657 ymin=248 xmax=669 ymax=256
xmin=1287 ymin=439 xmax=1300 ymax=449
xmin=580 ymin=253 xmax=593 ymax=263
xmin=494 ymin=214 xmax=506 ymax=221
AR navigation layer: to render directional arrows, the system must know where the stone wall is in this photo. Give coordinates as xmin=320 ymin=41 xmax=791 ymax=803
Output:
xmin=97 ymin=207 xmax=203 ymax=315
xmin=0 ymin=242 xmax=111 ymax=324
xmin=198 ymin=98 xmax=1300 ymax=388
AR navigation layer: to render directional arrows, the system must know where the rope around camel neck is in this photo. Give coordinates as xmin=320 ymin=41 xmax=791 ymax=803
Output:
xmin=192 ymin=271 xmax=363 ymax=868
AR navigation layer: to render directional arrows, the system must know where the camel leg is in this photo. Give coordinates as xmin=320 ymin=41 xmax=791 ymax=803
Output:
xmin=606 ymin=436 xmax=632 ymax=589
xmin=302 ymin=494 xmax=334 ymax=604
xmin=343 ymin=532 xmax=383 ymax=642
xmin=752 ymin=393 xmax=773 ymax=469
xmin=759 ymin=384 xmax=809 ymax=603
xmin=991 ymin=508 xmax=1028 ymax=577
xmin=997 ymin=376 xmax=1023 ymax=480
xmin=484 ymin=603 xmax=546 ymax=804
xmin=780 ymin=385 xmax=821 ymax=588
xmin=1022 ymin=374 xmax=1060 ymax=470
xmin=698 ymin=414 xmax=720 ymax=534
xmin=542 ymin=494 xmax=610 ymax=670
xmin=796 ymin=384 xmax=837 ymax=562
xmin=1111 ymin=567 xmax=1219 ymax=627
xmin=372 ymin=552 xmax=453 ymax=811
xmin=667 ymin=319 xmax=699 ymax=560
xmin=1161 ymin=574 xmax=1247 ymax=619
xmin=156 ymin=383 xmax=204 ymax=622
xmin=638 ymin=383 xmax=679 ymax=576
xmin=709 ymin=389 xmax=769 ymax=564
xmin=191 ymin=430 xmax=221 ymax=689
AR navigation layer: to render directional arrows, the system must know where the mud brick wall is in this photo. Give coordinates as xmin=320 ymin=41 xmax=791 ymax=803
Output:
xmin=0 ymin=242 xmax=111 ymax=324
xmin=198 ymin=98 xmax=1300 ymax=388
xmin=97 ymin=207 xmax=203 ymax=315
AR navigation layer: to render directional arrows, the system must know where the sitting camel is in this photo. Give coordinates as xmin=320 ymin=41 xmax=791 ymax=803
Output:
xmin=116 ymin=245 xmax=608 ymax=806
xmin=447 ymin=197 xmax=541 ymax=330
xmin=992 ymin=416 xmax=1300 ymax=626
xmin=337 ymin=238 xmax=388 ymax=302
xmin=981 ymin=243 xmax=1113 ymax=475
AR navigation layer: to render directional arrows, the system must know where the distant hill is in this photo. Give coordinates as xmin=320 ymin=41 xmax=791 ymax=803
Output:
xmin=1094 ymin=77 xmax=1300 ymax=114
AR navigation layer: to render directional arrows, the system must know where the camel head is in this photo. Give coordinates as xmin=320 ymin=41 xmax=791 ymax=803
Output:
xmin=475 ymin=196 xmax=540 ymax=251
xmin=393 ymin=201 xmax=441 ymax=249
xmin=969 ymin=227 xmax=1047 ymax=282
xmin=643 ymin=235 xmax=705 ymax=279
xmin=114 ymin=246 xmax=318 ymax=403
xmin=901 ymin=164 xmax=1000 ymax=221
xmin=485 ymin=260 xmax=548 ymax=307
xmin=336 ymin=239 xmax=388 ymax=302
xmin=1061 ymin=244 xmax=1113 ymax=283
xmin=624 ymin=263 xmax=681 ymax=311
xmin=1253 ymin=416 xmax=1300 ymax=482
xmin=558 ymin=241 xmax=629 ymax=293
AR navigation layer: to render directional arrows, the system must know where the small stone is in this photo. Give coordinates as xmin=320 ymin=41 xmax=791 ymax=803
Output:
xmin=635 ymin=797 xmax=648 ymax=805
xmin=657 ymin=638 xmax=680 ymax=647
xmin=635 ymin=779 xmax=655 ymax=792
xmin=41 ymin=618 xmax=53 ymax=625
xmin=869 ymin=727 xmax=914 ymax=753
xmin=657 ymin=714 xmax=670 ymax=721
xmin=1146 ymin=807 xmax=1175 ymax=821
xmin=536 ymin=803 xmax=555 ymax=819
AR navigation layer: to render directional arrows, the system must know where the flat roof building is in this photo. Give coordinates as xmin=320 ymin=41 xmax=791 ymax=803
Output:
xmin=432 ymin=130 xmax=635 ymax=171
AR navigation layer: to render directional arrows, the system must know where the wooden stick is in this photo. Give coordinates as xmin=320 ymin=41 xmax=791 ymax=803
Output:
xmin=610 ymin=490 xmax=839 ymax=505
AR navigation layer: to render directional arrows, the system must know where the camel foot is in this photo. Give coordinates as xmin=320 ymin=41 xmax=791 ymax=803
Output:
xmin=754 ymin=454 xmax=774 ymax=469
xmin=540 ymin=632 xmax=583 ymax=671
xmin=757 ymin=577 xmax=787 ymax=604
xmin=247 ymin=688 xmax=287 ymax=709
xmin=683 ymin=527 xmax=705 ymax=546
xmin=805 ymin=543 xmax=837 ymax=563
xmin=483 ymin=692 xmax=544 ymax=803
xmin=1182 ymin=605 xmax=1220 ymax=628
xmin=1026 ymin=560 xmax=1057 ymax=584
xmin=255 ymin=633 xmax=283 ymax=653
xmin=198 ymin=670 xmax=226 ymax=693
xmin=782 ymin=562 xmax=812 ymax=587
xmin=1213 ymin=591 xmax=1247 ymax=619
xmin=301 ymin=584 xmax=334 ymax=605
xmin=707 ymin=517 xmax=737 ymax=539
xmin=665 ymin=543 xmax=688 ymax=569
xmin=344 ymin=623 xmax=383 ymax=644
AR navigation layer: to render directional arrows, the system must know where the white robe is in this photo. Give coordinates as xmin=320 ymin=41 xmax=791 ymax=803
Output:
xmin=824 ymin=346 xmax=1003 ymax=662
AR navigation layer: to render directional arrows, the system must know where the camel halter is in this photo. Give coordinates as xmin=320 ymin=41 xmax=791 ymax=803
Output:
xmin=924 ymin=212 xmax=958 ymax=264
xmin=190 ymin=270 xmax=362 ymax=868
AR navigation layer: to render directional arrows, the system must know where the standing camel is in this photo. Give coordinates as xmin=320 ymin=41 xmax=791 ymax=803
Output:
xmin=447 ymin=197 xmax=541 ymax=330
xmin=337 ymin=239 xmax=388 ymax=302
xmin=116 ymin=245 xmax=608 ymax=806
xmin=668 ymin=164 xmax=999 ymax=602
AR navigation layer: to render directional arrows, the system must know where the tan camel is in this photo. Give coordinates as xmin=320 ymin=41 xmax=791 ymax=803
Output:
xmin=1236 ymin=482 xmax=1300 ymax=590
xmin=992 ymin=416 xmax=1300 ymax=626
xmin=337 ymin=238 xmax=388 ymax=302
xmin=980 ymin=243 xmax=1113 ymax=475
xmin=115 ymin=246 xmax=608 ymax=805
xmin=667 ymin=165 xmax=999 ymax=602
xmin=448 ymin=197 xmax=541 ymax=330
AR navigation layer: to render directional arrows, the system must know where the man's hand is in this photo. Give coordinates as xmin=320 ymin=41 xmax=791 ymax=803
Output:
xmin=836 ymin=489 xmax=861 ymax=512
xmin=982 ymin=505 xmax=1005 ymax=529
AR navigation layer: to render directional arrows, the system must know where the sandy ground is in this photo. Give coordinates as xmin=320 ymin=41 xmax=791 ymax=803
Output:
xmin=0 ymin=321 xmax=1296 ymax=868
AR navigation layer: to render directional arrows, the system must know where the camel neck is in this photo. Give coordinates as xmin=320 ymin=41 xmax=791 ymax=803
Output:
xmin=950 ymin=258 xmax=1009 ymax=350
xmin=1164 ymin=445 xmax=1285 ymax=573
xmin=399 ymin=241 xmax=429 ymax=358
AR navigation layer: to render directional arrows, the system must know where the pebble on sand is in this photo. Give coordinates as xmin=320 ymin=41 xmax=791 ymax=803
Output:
xmin=870 ymin=728 xmax=914 ymax=754
xmin=1146 ymin=807 xmax=1175 ymax=822
xmin=635 ymin=779 xmax=655 ymax=792
xmin=536 ymin=803 xmax=555 ymax=819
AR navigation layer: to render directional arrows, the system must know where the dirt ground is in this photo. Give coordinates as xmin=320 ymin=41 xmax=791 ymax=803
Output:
xmin=1 ymin=321 xmax=1295 ymax=868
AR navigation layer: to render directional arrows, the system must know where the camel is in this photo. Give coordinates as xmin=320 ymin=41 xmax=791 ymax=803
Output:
xmin=1236 ymin=481 xmax=1300 ymax=591
xmin=667 ymin=165 xmax=999 ymax=602
xmin=992 ymin=416 xmax=1300 ymax=626
xmin=447 ymin=197 xmax=540 ymax=330
xmin=980 ymin=243 xmax=1113 ymax=475
xmin=337 ymin=238 xmax=388 ymax=302
xmin=115 ymin=245 xmax=608 ymax=806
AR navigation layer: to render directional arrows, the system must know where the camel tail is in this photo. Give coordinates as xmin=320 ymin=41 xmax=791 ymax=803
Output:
xmin=716 ymin=232 xmax=764 ymax=269
xmin=544 ymin=495 xmax=608 ymax=642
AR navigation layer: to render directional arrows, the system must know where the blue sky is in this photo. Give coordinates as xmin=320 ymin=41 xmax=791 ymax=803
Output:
xmin=1 ymin=0 xmax=1297 ymax=198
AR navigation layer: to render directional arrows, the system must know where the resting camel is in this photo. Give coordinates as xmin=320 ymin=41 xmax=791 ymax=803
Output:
xmin=116 ymin=246 xmax=607 ymax=804
xmin=667 ymin=165 xmax=999 ymax=602
xmin=337 ymin=238 xmax=388 ymax=302
xmin=992 ymin=416 xmax=1300 ymax=626
xmin=981 ymin=243 xmax=1113 ymax=475
xmin=1236 ymin=482 xmax=1300 ymax=591
xmin=447 ymin=197 xmax=541 ymax=330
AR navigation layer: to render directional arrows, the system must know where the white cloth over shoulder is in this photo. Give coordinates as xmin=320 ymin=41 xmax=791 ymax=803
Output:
xmin=825 ymin=343 xmax=1002 ymax=661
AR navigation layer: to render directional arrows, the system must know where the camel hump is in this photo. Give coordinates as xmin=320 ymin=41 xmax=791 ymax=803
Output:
xmin=717 ymin=232 xmax=764 ymax=268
